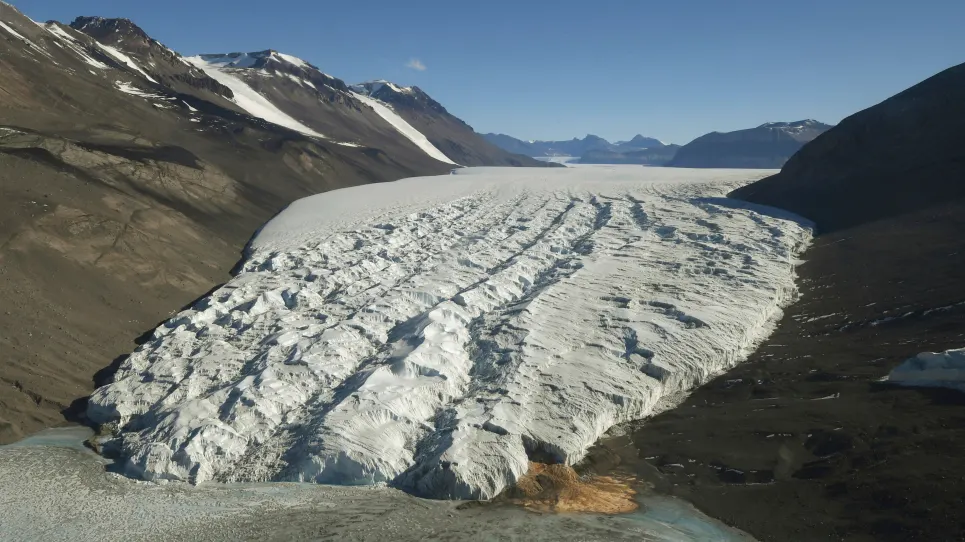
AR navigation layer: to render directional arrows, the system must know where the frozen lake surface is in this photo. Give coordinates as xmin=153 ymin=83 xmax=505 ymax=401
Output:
xmin=0 ymin=426 xmax=754 ymax=541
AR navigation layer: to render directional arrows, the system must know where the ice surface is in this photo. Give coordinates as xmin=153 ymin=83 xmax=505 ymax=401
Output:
xmin=185 ymin=55 xmax=326 ymax=138
xmin=42 ymin=23 xmax=109 ymax=69
xmin=888 ymin=348 xmax=965 ymax=392
xmin=351 ymin=91 xmax=457 ymax=165
xmin=88 ymin=166 xmax=811 ymax=499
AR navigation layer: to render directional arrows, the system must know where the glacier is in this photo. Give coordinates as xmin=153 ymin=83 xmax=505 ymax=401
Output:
xmin=87 ymin=166 xmax=812 ymax=499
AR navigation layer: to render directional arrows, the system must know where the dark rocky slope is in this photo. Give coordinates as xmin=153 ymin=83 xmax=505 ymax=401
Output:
xmin=732 ymin=64 xmax=965 ymax=232
xmin=668 ymin=120 xmax=831 ymax=169
xmin=584 ymin=62 xmax=965 ymax=540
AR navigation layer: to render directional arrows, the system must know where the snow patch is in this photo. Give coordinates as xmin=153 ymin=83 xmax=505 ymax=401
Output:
xmin=351 ymin=91 xmax=457 ymax=165
xmin=88 ymin=167 xmax=812 ymax=500
xmin=0 ymin=21 xmax=28 ymax=43
xmin=356 ymin=80 xmax=413 ymax=96
xmin=0 ymin=20 xmax=52 ymax=59
xmin=198 ymin=52 xmax=263 ymax=68
xmin=42 ymin=23 xmax=109 ymax=69
xmin=887 ymin=348 xmax=965 ymax=393
xmin=95 ymin=43 xmax=158 ymax=83
xmin=114 ymin=81 xmax=167 ymax=100
xmin=185 ymin=55 xmax=326 ymax=138
xmin=274 ymin=51 xmax=309 ymax=69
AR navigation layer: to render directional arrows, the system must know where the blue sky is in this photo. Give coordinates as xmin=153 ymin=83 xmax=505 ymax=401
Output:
xmin=9 ymin=0 xmax=965 ymax=144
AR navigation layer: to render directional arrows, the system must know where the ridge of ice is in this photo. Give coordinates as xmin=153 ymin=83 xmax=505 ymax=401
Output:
xmin=887 ymin=348 xmax=965 ymax=392
xmin=185 ymin=55 xmax=326 ymax=139
xmin=350 ymin=91 xmax=457 ymax=165
xmin=88 ymin=166 xmax=811 ymax=499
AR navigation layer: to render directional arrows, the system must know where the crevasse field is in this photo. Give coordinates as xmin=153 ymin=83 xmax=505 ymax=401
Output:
xmin=88 ymin=166 xmax=812 ymax=499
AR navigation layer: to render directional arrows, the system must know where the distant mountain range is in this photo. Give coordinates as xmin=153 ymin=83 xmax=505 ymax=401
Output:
xmin=668 ymin=120 xmax=832 ymax=169
xmin=485 ymin=122 xmax=831 ymax=168
xmin=482 ymin=133 xmax=666 ymax=158
xmin=579 ymin=145 xmax=681 ymax=165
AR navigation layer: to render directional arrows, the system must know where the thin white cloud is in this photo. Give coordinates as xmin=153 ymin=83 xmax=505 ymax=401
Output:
xmin=406 ymin=58 xmax=427 ymax=71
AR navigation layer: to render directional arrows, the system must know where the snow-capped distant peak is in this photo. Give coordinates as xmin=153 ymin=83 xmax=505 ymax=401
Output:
xmin=759 ymin=119 xmax=821 ymax=129
xmin=273 ymin=51 xmax=309 ymax=69
xmin=198 ymin=51 xmax=266 ymax=69
xmin=198 ymin=50 xmax=334 ymax=80
xmin=352 ymin=80 xmax=414 ymax=96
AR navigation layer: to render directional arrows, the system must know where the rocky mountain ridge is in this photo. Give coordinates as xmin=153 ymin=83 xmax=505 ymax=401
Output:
xmin=668 ymin=119 xmax=832 ymax=169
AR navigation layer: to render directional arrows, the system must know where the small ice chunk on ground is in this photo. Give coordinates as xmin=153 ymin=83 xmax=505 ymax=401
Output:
xmin=887 ymin=348 xmax=965 ymax=392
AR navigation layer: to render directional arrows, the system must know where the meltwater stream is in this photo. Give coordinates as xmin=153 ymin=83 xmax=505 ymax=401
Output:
xmin=0 ymin=427 xmax=752 ymax=541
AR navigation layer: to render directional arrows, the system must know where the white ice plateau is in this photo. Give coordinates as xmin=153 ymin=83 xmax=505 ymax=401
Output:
xmin=88 ymin=166 xmax=812 ymax=499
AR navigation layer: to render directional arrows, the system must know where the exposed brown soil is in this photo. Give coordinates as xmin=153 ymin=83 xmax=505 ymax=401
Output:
xmin=501 ymin=462 xmax=638 ymax=514
xmin=582 ymin=198 xmax=965 ymax=541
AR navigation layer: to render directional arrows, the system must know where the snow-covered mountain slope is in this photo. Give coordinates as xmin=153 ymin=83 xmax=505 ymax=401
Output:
xmin=88 ymin=166 xmax=812 ymax=499
xmin=58 ymin=15 xmax=541 ymax=167
xmin=352 ymin=81 xmax=549 ymax=167
xmin=186 ymin=55 xmax=327 ymax=139
xmin=180 ymin=51 xmax=475 ymax=158
xmin=350 ymin=89 xmax=457 ymax=164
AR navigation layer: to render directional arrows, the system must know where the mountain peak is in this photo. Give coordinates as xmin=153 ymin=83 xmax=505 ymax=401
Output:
xmin=627 ymin=134 xmax=666 ymax=147
xmin=196 ymin=50 xmax=320 ymax=73
xmin=70 ymin=16 xmax=150 ymax=42
xmin=352 ymin=80 xmax=415 ymax=96
xmin=758 ymin=119 xmax=827 ymax=129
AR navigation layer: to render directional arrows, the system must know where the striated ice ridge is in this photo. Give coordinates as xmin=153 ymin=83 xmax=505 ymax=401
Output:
xmin=88 ymin=167 xmax=812 ymax=499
